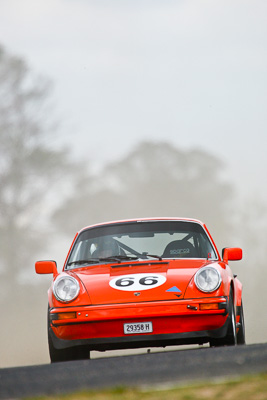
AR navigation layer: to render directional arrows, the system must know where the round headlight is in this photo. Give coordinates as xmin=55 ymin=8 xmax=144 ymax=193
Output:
xmin=53 ymin=275 xmax=80 ymax=302
xmin=194 ymin=266 xmax=221 ymax=293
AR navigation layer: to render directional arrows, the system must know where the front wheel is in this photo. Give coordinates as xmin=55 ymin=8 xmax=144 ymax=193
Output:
xmin=48 ymin=332 xmax=90 ymax=362
xmin=210 ymin=290 xmax=237 ymax=347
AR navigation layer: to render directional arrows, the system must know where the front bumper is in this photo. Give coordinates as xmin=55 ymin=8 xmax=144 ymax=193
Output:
xmin=49 ymin=297 xmax=229 ymax=350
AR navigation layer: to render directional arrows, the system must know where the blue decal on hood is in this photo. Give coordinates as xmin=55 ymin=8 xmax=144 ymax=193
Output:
xmin=166 ymin=286 xmax=182 ymax=293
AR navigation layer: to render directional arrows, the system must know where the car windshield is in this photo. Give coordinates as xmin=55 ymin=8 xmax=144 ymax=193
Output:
xmin=66 ymin=221 xmax=218 ymax=269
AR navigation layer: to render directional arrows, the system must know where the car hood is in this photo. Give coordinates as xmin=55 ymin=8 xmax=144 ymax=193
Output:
xmin=71 ymin=259 xmax=212 ymax=305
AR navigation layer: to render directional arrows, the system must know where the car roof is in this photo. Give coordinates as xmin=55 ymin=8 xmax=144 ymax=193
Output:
xmin=78 ymin=217 xmax=205 ymax=234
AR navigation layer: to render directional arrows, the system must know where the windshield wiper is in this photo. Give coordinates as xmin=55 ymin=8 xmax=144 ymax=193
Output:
xmin=141 ymin=253 xmax=163 ymax=261
xmin=98 ymin=255 xmax=139 ymax=263
xmin=68 ymin=254 xmax=163 ymax=268
xmin=67 ymin=259 xmax=100 ymax=266
xmin=68 ymin=255 xmax=139 ymax=267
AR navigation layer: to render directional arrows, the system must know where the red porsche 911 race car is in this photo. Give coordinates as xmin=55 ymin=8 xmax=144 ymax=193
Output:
xmin=36 ymin=218 xmax=245 ymax=362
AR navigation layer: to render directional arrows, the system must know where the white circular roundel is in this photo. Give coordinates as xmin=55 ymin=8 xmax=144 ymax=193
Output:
xmin=109 ymin=273 xmax=166 ymax=292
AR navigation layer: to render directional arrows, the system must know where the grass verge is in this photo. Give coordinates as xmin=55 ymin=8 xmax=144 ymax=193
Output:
xmin=26 ymin=372 xmax=267 ymax=400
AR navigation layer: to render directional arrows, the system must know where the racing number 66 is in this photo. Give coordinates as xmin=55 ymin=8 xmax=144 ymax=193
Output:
xmin=116 ymin=276 xmax=159 ymax=287
xmin=109 ymin=273 xmax=167 ymax=292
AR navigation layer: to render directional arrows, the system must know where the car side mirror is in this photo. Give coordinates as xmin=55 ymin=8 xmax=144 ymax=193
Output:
xmin=35 ymin=260 xmax=58 ymax=277
xmin=222 ymin=248 xmax=242 ymax=263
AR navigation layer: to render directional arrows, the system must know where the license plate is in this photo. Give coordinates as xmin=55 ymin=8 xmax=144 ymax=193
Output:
xmin=124 ymin=322 xmax=153 ymax=335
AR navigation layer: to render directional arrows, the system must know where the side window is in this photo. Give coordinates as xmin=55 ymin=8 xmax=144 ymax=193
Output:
xmin=198 ymin=233 xmax=216 ymax=259
xmin=69 ymin=239 xmax=94 ymax=262
xmin=69 ymin=241 xmax=83 ymax=262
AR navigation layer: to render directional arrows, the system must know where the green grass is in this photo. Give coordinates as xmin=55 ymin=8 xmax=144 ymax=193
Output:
xmin=26 ymin=372 xmax=267 ymax=400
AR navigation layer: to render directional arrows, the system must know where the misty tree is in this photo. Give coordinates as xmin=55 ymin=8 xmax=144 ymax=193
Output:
xmin=0 ymin=46 xmax=73 ymax=289
xmin=54 ymin=141 xmax=235 ymax=250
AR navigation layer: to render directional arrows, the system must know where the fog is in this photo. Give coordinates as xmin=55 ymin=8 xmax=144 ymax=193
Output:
xmin=1 ymin=133 xmax=267 ymax=367
xmin=0 ymin=0 xmax=267 ymax=368
xmin=1 ymin=0 xmax=267 ymax=199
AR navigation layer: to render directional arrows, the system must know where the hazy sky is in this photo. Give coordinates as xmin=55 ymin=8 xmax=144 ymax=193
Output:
xmin=1 ymin=0 xmax=266 ymax=198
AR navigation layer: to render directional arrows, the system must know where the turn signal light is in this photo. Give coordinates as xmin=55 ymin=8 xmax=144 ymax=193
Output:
xmin=56 ymin=312 xmax=77 ymax=320
xmin=199 ymin=303 xmax=219 ymax=311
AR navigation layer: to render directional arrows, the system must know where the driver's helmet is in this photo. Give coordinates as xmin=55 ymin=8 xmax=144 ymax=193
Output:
xmin=92 ymin=236 xmax=119 ymax=258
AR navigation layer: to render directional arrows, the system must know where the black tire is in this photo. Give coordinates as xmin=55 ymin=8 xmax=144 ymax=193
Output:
xmin=210 ymin=289 xmax=237 ymax=347
xmin=237 ymin=301 xmax=246 ymax=345
xmin=48 ymin=307 xmax=90 ymax=363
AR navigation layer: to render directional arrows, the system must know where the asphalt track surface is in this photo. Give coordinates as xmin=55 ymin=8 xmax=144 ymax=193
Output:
xmin=1 ymin=343 xmax=267 ymax=399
